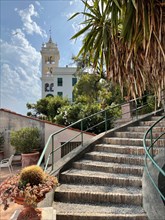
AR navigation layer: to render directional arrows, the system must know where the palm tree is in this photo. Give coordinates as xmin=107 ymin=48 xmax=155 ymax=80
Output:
xmin=70 ymin=0 xmax=165 ymax=104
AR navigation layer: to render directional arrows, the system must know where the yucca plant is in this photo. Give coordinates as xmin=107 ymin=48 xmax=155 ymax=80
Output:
xmin=70 ymin=0 xmax=165 ymax=106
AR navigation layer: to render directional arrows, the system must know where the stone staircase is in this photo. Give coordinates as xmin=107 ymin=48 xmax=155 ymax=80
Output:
xmin=53 ymin=113 xmax=165 ymax=220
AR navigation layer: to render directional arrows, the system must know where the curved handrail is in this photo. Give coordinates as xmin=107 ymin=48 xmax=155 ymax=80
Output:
xmin=37 ymin=93 xmax=157 ymax=172
xmin=143 ymin=115 xmax=165 ymax=201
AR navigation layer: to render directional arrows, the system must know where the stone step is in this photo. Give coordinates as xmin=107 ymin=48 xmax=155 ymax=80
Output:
xmin=93 ymin=144 xmax=161 ymax=155
xmin=127 ymin=126 xmax=165 ymax=133
xmin=54 ymin=202 xmax=148 ymax=220
xmin=55 ymin=184 xmax=142 ymax=205
xmin=60 ymin=169 xmax=142 ymax=187
xmin=114 ymin=131 xmax=164 ymax=139
xmin=85 ymin=151 xmax=144 ymax=166
xmin=151 ymin=116 xmax=164 ymax=121
xmin=104 ymin=137 xmax=165 ymax=147
xmin=73 ymin=159 xmax=143 ymax=176
xmin=139 ymin=120 xmax=165 ymax=126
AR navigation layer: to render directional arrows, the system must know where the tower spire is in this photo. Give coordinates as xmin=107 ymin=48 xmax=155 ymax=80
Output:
xmin=49 ymin=27 xmax=52 ymax=43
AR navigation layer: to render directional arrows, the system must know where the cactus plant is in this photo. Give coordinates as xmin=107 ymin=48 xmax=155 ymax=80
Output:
xmin=19 ymin=165 xmax=45 ymax=187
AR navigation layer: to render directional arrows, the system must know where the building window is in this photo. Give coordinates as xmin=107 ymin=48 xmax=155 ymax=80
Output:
xmin=57 ymin=78 xmax=63 ymax=86
xmin=50 ymin=83 xmax=54 ymax=92
xmin=45 ymin=83 xmax=49 ymax=92
xmin=72 ymin=78 xmax=77 ymax=86
xmin=57 ymin=92 xmax=63 ymax=97
xmin=46 ymin=94 xmax=53 ymax=97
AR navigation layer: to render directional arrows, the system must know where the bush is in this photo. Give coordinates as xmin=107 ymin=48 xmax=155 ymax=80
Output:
xmin=10 ymin=127 xmax=41 ymax=154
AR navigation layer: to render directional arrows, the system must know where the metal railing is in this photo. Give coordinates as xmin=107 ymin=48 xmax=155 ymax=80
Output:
xmin=37 ymin=93 xmax=160 ymax=172
xmin=143 ymin=115 xmax=165 ymax=201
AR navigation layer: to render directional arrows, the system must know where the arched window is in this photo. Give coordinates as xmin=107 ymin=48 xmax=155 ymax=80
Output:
xmin=50 ymin=83 xmax=54 ymax=92
xmin=50 ymin=67 xmax=53 ymax=74
xmin=46 ymin=94 xmax=53 ymax=97
xmin=50 ymin=56 xmax=52 ymax=64
xmin=45 ymin=83 xmax=49 ymax=92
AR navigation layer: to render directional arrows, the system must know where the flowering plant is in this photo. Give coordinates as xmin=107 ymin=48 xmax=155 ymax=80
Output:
xmin=0 ymin=165 xmax=58 ymax=210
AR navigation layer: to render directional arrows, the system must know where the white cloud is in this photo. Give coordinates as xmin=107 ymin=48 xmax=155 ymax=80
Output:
xmin=69 ymin=0 xmax=78 ymax=5
xmin=71 ymin=22 xmax=85 ymax=43
xmin=15 ymin=4 xmax=47 ymax=38
xmin=0 ymin=29 xmax=41 ymax=115
xmin=35 ymin=1 xmax=44 ymax=10
xmin=35 ymin=1 xmax=41 ymax=6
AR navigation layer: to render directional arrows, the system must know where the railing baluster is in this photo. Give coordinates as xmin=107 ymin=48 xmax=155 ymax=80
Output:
xmin=150 ymin=129 xmax=153 ymax=157
xmin=105 ymin=110 xmax=107 ymax=131
xmin=52 ymin=135 xmax=54 ymax=171
xmin=81 ymin=120 xmax=83 ymax=146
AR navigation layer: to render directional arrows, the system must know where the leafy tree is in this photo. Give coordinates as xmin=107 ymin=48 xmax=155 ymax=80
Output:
xmin=55 ymin=102 xmax=121 ymax=134
xmin=55 ymin=103 xmax=84 ymax=126
xmin=73 ymin=73 xmax=123 ymax=106
xmin=27 ymin=98 xmax=50 ymax=117
xmin=73 ymin=74 xmax=102 ymax=102
xmin=70 ymin=0 xmax=165 ymax=104
xmin=47 ymin=96 xmax=69 ymax=121
xmin=27 ymin=96 xmax=69 ymax=121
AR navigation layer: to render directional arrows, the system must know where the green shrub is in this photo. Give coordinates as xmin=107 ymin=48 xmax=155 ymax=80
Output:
xmin=10 ymin=127 xmax=40 ymax=154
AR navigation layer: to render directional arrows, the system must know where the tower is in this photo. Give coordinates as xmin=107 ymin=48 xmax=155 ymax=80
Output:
xmin=40 ymin=35 xmax=77 ymax=101
xmin=40 ymin=36 xmax=60 ymax=76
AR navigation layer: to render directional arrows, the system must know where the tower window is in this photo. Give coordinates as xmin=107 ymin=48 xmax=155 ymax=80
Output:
xmin=57 ymin=92 xmax=63 ymax=97
xmin=49 ymin=67 xmax=53 ymax=74
xmin=57 ymin=78 xmax=63 ymax=86
xmin=45 ymin=83 xmax=49 ymax=92
xmin=72 ymin=78 xmax=77 ymax=86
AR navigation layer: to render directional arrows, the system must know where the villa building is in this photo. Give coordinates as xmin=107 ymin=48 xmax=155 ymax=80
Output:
xmin=40 ymin=36 xmax=77 ymax=101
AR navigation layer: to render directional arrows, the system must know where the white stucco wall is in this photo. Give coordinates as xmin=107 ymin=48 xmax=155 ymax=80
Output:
xmin=41 ymin=66 xmax=77 ymax=101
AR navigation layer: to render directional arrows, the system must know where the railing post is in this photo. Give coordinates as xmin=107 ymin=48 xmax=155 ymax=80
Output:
xmin=105 ymin=110 xmax=107 ymax=131
xmin=81 ymin=120 xmax=83 ymax=146
xmin=150 ymin=129 xmax=153 ymax=157
xmin=52 ymin=135 xmax=54 ymax=171
xmin=135 ymin=101 xmax=138 ymax=120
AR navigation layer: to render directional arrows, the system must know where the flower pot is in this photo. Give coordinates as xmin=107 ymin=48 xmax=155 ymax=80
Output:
xmin=14 ymin=196 xmax=44 ymax=206
xmin=14 ymin=196 xmax=44 ymax=220
xmin=21 ymin=151 xmax=40 ymax=168
xmin=16 ymin=206 xmax=41 ymax=220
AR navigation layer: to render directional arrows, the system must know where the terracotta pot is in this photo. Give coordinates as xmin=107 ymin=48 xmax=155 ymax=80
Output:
xmin=14 ymin=196 xmax=44 ymax=205
xmin=17 ymin=206 xmax=41 ymax=220
xmin=14 ymin=196 xmax=43 ymax=220
xmin=21 ymin=151 xmax=40 ymax=168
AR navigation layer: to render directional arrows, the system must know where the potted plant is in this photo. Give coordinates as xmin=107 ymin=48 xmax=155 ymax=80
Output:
xmin=10 ymin=127 xmax=41 ymax=167
xmin=0 ymin=131 xmax=5 ymax=161
xmin=0 ymin=165 xmax=58 ymax=220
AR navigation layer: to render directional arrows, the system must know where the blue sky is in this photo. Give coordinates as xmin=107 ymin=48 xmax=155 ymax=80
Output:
xmin=0 ymin=0 xmax=84 ymax=115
